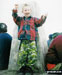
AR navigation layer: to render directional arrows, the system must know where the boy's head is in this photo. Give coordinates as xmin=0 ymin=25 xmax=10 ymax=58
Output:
xmin=22 ymin=4 xmax=31 ymax=17
xmin=0 ymin=23 xmax=7 ymax=33
xmin=49 ymin=34 xmax=52 ymax=39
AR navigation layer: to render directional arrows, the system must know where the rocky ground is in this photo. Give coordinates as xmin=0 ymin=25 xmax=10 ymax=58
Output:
xmin=0 ymin=70 xmax=48 ymax=75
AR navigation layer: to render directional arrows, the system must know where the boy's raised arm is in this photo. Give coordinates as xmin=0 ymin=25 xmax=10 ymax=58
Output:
xmin=34 ymin=14 xmax=47 ymax=27
xmin=12 ymin=4 xmax=22 ymax=25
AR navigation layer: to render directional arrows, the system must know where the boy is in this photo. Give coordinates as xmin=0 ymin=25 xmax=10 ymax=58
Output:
xmin=0 ymin=23 xmax=12 ymax=70
xmin=12 ymin=4 xmax=47 ymax=73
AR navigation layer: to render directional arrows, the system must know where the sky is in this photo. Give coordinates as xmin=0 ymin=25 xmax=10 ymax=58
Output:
xmin=0 ymin=0 xmax=62 ymax=40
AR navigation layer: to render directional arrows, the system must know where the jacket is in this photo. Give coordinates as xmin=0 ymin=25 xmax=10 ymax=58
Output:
xmin=12 ymin=9 xmax=46 ymax=40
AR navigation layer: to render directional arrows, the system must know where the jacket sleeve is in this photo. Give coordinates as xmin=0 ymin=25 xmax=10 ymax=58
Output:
xmin=45 ymin=41 xmax=60 ymax=64
xmin=12 ymin=9 xmax=22 ymax=25
xmin=34 ymin=16 xmax=47 ymax=27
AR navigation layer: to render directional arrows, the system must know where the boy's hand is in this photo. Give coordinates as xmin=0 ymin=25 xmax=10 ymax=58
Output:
xmin=15 ymin=4 xmax=18 ymax=10
xmin=41 ymin=13 xmax=48 ymax=20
